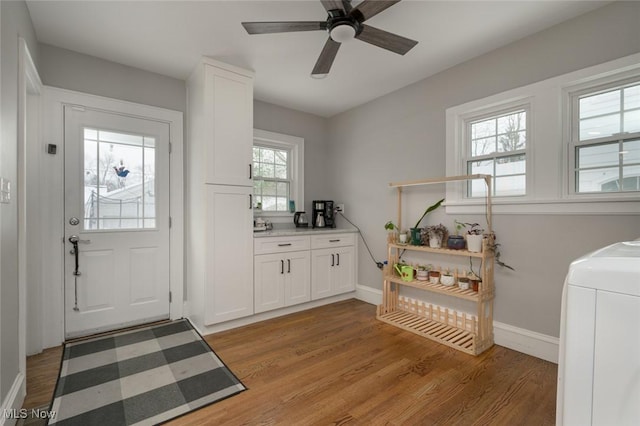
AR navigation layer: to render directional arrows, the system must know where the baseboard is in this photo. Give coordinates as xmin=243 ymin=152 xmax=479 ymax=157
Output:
xmin=191 ymin=292 xmax=357 ymax=336
xmin=355 ymin=284 xmax=382 ymax=306
xmin=493 ymin=321 xmax=559 ymax=363
xmin=354 ymin=283 xmax=559 ymax=363
xmin=0 ymin=372 xmax=26 ymax=426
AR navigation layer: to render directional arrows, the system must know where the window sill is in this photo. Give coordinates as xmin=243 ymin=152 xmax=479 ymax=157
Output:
xmin=445 ymin=196 xmax=640 ymax=215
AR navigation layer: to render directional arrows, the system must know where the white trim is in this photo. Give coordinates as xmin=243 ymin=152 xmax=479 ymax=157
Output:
xmin=354 ymin=284 xmax=559 ymax=362
xmin=190 ymin=292 xmax=355 ymax=336
xmin=355 ymin=283 xmax=383 ymax=306
xmin=446 ymin=52 xmax=640 ymax=215
xmin=40 ymin=86 xmax=183 ymax=349
xmin=253 ymin=129 xmax=304 ymax=221
xmin=493 ymin=321 xmax=559 ymax=364
xmin=0 ymin=373 xmax=26 ymax=426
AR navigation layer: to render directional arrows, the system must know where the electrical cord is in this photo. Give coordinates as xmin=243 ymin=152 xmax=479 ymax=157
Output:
xmin=337 ymin=211 xmax=384 ymax=269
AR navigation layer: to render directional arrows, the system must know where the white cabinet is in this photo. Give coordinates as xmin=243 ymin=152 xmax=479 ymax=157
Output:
xmin=189 ymin=59 xmax=254 ymax=186
xmin=186 ymin=58 xmax=255 ymax=329
xmin=254 ymin=236 xmax=311 ymax=314
xmin=254 ymin=250 xmax=311 ymax=314
xmin=310 ymin=234 xmax=356 ymax=300
xmin=205 ymin=185 xmax=254 ymax=325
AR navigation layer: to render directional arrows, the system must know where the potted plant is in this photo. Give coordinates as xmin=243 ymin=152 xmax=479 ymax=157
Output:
xmin=384 ymin=221 xmax=399 ymax=243
xmin=423 ymin=224 xmax=447 ymax=248
xmin=428 ymin=269 xmax=440 ymax=284
xmin=447 ymin=220 xmax=466 ymax=250
xmin=458 ymin=276 xmax=470 ymax=290
xmin=468 ymin=272 xmax=482 ymax=292
xmin=416 ymin=264 xmax=431 ymax=281
xmin=464 ymin=222 xmax=484 ymax=253
xmin=441 ymin=268 xmax=455 ymax=286
xmin=410 ymin=198 xmax=444 ymax=245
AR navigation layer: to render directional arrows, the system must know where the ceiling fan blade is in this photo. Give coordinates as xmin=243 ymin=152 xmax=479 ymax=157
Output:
xmin=312 ymin=38 xmax=341 ymax=76
xmin=350 ymin=0 xmax=401 ymax=22
xmin=356 ymin=24 xmax=417 ymax=55
xmin=242 ymin=21 xmax=327 ymax=34
xmin=320 ymin=1 xmax=346 ymax=13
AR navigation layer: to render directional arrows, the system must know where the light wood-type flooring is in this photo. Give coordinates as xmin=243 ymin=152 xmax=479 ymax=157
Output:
xmin=24 ymin=299 xmax=557 ymax=425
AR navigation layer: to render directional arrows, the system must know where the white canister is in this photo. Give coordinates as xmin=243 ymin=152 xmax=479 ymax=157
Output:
xmin=441 ymin=274 xmax=455 ymax=286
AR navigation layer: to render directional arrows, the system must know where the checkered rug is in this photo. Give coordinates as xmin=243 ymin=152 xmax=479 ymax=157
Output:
xmin=48 ymin=319 xmax=245 ymax=425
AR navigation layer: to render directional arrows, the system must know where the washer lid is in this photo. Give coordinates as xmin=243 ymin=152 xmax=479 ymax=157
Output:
xmin=566 ymin=241 xmax=640 ymax=296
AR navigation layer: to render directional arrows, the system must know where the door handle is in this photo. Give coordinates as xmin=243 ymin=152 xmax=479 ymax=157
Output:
xmin=68 ymin=235 xmax=91 ymax=244
xmin=287 ymin=259 xmax=291 ymax=273
xmin=249 ymin=164 xmax=252 ymax=179
xmin=336 ymin=253 xmax=340 ymax=266
xmin=249 ymin=194 xmax=253 ymax=209
xmin=281 ymin=259 xmax=284 ymax=274
xmin=331 ymin=254 xmax=335 ymax=267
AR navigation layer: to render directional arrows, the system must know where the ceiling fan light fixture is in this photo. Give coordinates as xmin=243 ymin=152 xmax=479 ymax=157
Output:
xmin=329 ymin=23 xmax=356 ymax=43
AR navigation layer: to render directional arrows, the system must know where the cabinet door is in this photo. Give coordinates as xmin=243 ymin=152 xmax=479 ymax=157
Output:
xmin=311 ymin=248 xmax=334 ymax=300
xmin=205 ymin=65 xmax=253 ymax=186
xmin=285 ymin=251 xmax=311 ymax=306
xmin=254 ymin=253 xmax=286 ymax=314
xmin=333 ymin=246 xmax=355 ymax=295
xmin=205 ymin=185 xmax=254 ymax=324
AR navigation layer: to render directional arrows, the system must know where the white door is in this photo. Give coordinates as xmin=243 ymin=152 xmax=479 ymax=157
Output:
xmin=254 ymin=253 xmax=286 ymax=314
xmin=64 ymin=106 xmax=171 ymax=338
xmin=286 ymin=251 xmax=311 ymax=306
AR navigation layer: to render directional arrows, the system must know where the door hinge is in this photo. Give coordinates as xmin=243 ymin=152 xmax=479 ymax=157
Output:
xmin=169 ymin=291 xmax=172 ymax=303
xmin=169 ymin=216 xmax=172 ymax=228
xmin=168 ymin=142 xmax=172 ymax=154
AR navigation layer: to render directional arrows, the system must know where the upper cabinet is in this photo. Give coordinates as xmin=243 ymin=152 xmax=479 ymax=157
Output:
xmin=188 ymin=58 xmax=254 ymax=186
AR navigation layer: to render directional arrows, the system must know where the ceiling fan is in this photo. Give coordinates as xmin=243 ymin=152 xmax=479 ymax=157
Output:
xmin=242 ymin=0 xmax=418 ymax=78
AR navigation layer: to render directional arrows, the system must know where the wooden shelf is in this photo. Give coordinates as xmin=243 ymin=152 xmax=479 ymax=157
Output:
xmin=377 ymin=310 xmax=476 ymax=355
xmin=379 ymin=174 xmax=495 ymax=356
xmin=384 ymin=274 xmax=480 ymax=301
xmin=389 ymin=243 xmax=487 ymax=259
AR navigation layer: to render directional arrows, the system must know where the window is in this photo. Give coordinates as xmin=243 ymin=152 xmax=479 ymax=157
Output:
xmin=252 ymin=129 xmax=304 ymax=215
xmin=571 ymin=80 xmax=640 ymax=194
xmin=253 ymin=145 xmax=290 ymax=212
xmin=465 ymin=108 xmax=528 ymax=198
xmin=83 ymin=128 xmax=156 ymax=230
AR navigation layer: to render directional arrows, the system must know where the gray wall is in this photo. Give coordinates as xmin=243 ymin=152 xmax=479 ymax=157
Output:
xmin=38 ymin=43 xmax=186 ymax=113
xmin=1 ymin=0 xmax=39 ymax=405
xmin=254 ymin=100 xmax=329 ymax=215
xmin=327 ymin=1 xmax=640 ymax=337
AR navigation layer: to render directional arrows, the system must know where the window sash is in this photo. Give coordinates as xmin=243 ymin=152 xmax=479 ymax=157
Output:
xmin=253 ymin=144 xmax=293 ymax=212
xmin=465 ymin=107 xmax=529 ymax=198
xmin=570 ymin=78 xmax=640 ymax=195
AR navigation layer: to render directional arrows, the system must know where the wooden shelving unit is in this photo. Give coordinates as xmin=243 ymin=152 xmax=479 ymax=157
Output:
xmin=377 ymin=174 xmax=495 ymax=356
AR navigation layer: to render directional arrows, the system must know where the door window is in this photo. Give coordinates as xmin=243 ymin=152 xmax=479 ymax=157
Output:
xmin=83 ymin=128 xmax=156 ymax=230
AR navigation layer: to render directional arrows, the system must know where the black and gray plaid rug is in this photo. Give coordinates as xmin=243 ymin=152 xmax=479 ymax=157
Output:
xmin=48 ymin=319 xmax=245 ymax=425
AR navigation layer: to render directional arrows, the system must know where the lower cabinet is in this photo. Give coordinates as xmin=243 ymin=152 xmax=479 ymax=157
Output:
xmin=310 ymin=234 xmax=356 ymax=300
xmin=254 ymin=250 xmax=310 ymax=314
xmin=254 ymin=232 xmax=356 ymax=313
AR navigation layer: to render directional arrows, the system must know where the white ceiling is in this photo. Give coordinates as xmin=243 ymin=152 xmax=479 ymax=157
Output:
xmin=26 ymin=0 xmax=610 ymax=117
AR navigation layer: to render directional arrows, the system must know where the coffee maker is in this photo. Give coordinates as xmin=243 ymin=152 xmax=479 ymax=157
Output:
xmin=312 ymin=200 xmax=335 ymax=228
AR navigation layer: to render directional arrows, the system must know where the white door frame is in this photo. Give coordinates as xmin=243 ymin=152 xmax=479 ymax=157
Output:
xmin=40 ymin=86 xmax=184 ymax=349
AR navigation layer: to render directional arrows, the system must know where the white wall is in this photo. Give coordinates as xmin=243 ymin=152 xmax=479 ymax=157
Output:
xmin=0 ymin=0 xmax=39 ymax=411
xmin=327 ymin=1 xmax=640 ymax=338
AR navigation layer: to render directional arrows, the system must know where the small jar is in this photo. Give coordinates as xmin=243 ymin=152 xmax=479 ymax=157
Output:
xmin=458 ymin=277 xmax=470 ymax=290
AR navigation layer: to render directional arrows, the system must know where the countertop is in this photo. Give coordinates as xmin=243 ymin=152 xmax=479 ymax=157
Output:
xmin=253 ymin=223 xmax=358 ymax=238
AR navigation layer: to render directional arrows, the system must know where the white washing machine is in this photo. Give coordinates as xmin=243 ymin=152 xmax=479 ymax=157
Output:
xmin=557 ymin=240 xmax=640 ymax=426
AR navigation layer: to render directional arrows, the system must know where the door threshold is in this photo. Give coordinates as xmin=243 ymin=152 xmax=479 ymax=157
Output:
xmin=65 ymin=318 xmax=173 ymax=344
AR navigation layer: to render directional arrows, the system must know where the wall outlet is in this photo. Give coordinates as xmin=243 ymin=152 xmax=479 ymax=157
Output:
xmin=336 ymin=203 xmax=345 ymax=215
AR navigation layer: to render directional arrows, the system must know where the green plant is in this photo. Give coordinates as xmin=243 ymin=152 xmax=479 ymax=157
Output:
xmin=413 ymin=198 xmax=445 ymax=230
xmin=454 ymin=220 xmax=466 ymax=236
xmin=384 ymin=221 xmax=399 ymax=232
xmin=425 ymin=224 xmax=447 ymax=239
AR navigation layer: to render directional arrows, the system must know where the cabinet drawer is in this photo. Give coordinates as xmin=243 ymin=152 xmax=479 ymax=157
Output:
xmin=254 ymin=236 xmax=311 ymax=255
xmin=311 ymin=233 xmax=355 ymax=249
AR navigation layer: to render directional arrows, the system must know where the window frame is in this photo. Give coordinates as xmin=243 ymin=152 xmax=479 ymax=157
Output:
xmin=567 ymin=76 xmax=640 ymax=197
xmin=464 ymin=104 xmax=531 ymax=199
xmin=252 ymin=129 xmax=304 ymax=219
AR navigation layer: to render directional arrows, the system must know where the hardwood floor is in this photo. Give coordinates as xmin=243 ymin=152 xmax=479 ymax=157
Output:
xmin=24 ymin=299 xmax=557 ymax=425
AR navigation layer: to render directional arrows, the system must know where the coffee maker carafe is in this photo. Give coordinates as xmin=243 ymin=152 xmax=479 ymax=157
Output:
xmin=312 ymin=200 xmax=335 ymax=228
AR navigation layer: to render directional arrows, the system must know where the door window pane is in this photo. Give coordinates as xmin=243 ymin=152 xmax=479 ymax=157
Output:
xmin=83 ymin=128 xmax=156 ymax=230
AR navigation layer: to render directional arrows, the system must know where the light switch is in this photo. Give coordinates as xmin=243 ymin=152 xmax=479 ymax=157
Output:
xmin=0 ymin=178 xmax=11 ymax=204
